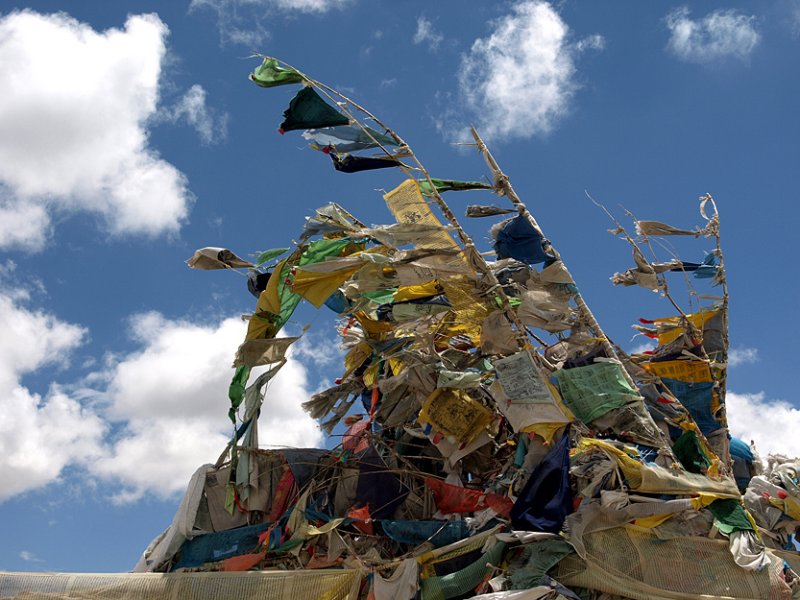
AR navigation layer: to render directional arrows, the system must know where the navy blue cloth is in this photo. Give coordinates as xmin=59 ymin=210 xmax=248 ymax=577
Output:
xmin=355 ymin=446 xmax=408 ymax=520
xmin=173 ymin=522 xmax=269 ymax=569
xmin=380 ymin=520 xmax=469 ymax=547
xmin=662 ymin=378 xmax=719 ymax=435
xmin=492 ymin=216 xmax=552 ymax=265
xmin=281 ymin=449 xmax=327 ymax=489
xmin=247 ymin=269 xmax=271 ymax=299
xmin=331 ymin=153 xmax=400 ymax=173
xmin=511 ymin=428 xmax=572 ymax=533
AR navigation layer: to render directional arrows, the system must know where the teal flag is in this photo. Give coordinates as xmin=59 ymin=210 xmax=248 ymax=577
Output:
xmin=280 ymin=87 xmax=349 ymax=133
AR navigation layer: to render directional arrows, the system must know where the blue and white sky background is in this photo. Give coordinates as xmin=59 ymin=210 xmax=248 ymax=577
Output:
xmin=1 ymin=0 xmax=798 ymax=572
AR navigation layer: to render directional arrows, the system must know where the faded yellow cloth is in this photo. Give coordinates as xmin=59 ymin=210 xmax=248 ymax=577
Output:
xmin=354 ymin=311 xmax=393 ymax=339
xmin=521 ymin=422 xmax=570 ymax=444
xmin=293 ymin=265 xmax=361 ymax=308
xmin=384 ymin=180 xmax=460 ymax=252
xmin=633 ymin=513 xmax=675 ymax=528
xmin=654 ymin=309 xmax=720 ymax=346
xmin=434 ymin=311 xmax=482 ymax=347
xmin=342 ymin=341 xmax=372 ymax=379
xmin=233 ymin=337 xmax=298 ymax=368
xmin=418 ymin=388 xmax=492 ymax=445
xmin=644 ymin=359 xmax=713 ymax=383
xmin=246 ymin=258 xmax=288 ymax=340
xmin=393 ymin=280 xmax=442 ymax=302
xmin=580 ymin=438 xmax=739 ymax=497
xmin=0 ymin=571 xmax=363 ymax=600
xmin=768 ymin=494 xmax=800 ymax=520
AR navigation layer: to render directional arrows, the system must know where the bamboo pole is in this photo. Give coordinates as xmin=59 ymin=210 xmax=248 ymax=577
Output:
xmin=273 ymin=58 xmax=540 ymax=356
xmin=469 ymin=128 xmax=632 ymax=382
xmin=469 ymin=128 xmax=683 ymax=464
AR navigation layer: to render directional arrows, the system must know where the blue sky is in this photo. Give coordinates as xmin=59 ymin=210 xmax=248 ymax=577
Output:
xmin=1 ymin=0 xmax=798 ymax=572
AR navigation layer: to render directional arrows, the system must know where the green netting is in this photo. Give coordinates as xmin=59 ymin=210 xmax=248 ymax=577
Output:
xmin=419 ymin=541 xmax=506 ymax=600
xmin=508 ymin=538 xmax=574 ymax=590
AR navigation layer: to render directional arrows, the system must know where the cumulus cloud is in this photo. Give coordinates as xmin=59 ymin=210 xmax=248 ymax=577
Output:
xmin=665 ymin=7 xmax=760 ymax=64
xmin=0 ymin=11 xmax=193 ymax=251
xmin=414 ymin=16 xmax=444 ymax=51
xmin=19 ymin=551 xmax=42 ymax=563
xmin=575 ymin=33 xmax=605 ymax=52
xmin=92 ymin=312 xmax=324 ymax=503
xmin=793 ymin=2 xmax=800 ymax=37
xmin=727 ymin=391 xmax=800 ymax=459
xmin=728 ymin=346 xmax=759 ymax=367
xmin=189 ymin=0 xmax=352 ymax=46
xmin=0 ymin=290 xmax=332 ymax=505
xmin=455 ymin=0 xmax=602 ymax=142
xmin=158 ymin=85 xmax=229 ymax=145
xmin=0 ymin=291 xmax=105 ymax=502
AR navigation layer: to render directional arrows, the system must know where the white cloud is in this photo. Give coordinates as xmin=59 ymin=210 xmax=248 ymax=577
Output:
xmin=728 ymin=346 xmax=759 ymax=367
xmin=189 ymin=0 xmax=351 ymax=46
xmin=665 ymin=7 xmax=760 ymax=64
xmin=0 ymin=292 xmax=329 ymax=505
xmin=628 ymin=340 xmax=656 ymax=355
xmin=0 ymin=192 xmax=50 ymax=252
xmin=92 ymin=313 xmax=323 ymax=503
xmin=159 ymin=84 xmax=229 ymax=145
xmin=727 ymin=391 xmax=800 ymax=459
xmin=414 ymin=16 xmax=444 ymax=51
xmin=0 ymin=11 xmax=192 ymax=251
xmin=793 ymin=1 xmax=800 ymax=37
xmin=19 ymin=550 xmax=41 ymax=563
xmin=456 ymin=1 xmax=596 ymax=142
xmin=575 ymin=33 xmax=605 ymax=52
xmin=0 ymin=292 xmax=105 ymax=502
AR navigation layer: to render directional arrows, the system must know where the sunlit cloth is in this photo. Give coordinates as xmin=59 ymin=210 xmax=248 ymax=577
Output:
xmin=250 ymin=57 xmax=304 ymax=87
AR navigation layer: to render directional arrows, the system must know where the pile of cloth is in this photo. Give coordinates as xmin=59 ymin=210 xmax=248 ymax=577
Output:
xmin=132 ymin=57 xmax=800 ymax=600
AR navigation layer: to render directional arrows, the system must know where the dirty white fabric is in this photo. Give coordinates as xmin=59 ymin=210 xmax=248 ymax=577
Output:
xmin=373 ymin=557 xmax=419 ymax=600
xmin=133 ymin=464 xmax=215 ymax=572
xmin=186 ymin=247 xmax=253 ymax=270
xmin=729 ymin=530 xmax=771 ymax=572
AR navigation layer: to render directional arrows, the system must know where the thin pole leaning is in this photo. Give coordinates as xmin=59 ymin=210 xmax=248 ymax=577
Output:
xmin=469 ymin=128 xmax=632 ymax=382
xmin=470 ymin=128 xmax=686 ymax=463
xmin=273 ymin=58 xmax=536 ymax=355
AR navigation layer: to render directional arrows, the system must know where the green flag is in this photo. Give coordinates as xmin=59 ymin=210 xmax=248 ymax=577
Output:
xmin=419 ymin=178 xmax=493 ymax=197
xmin=250 ymin=57 xmax=304 ymax=88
